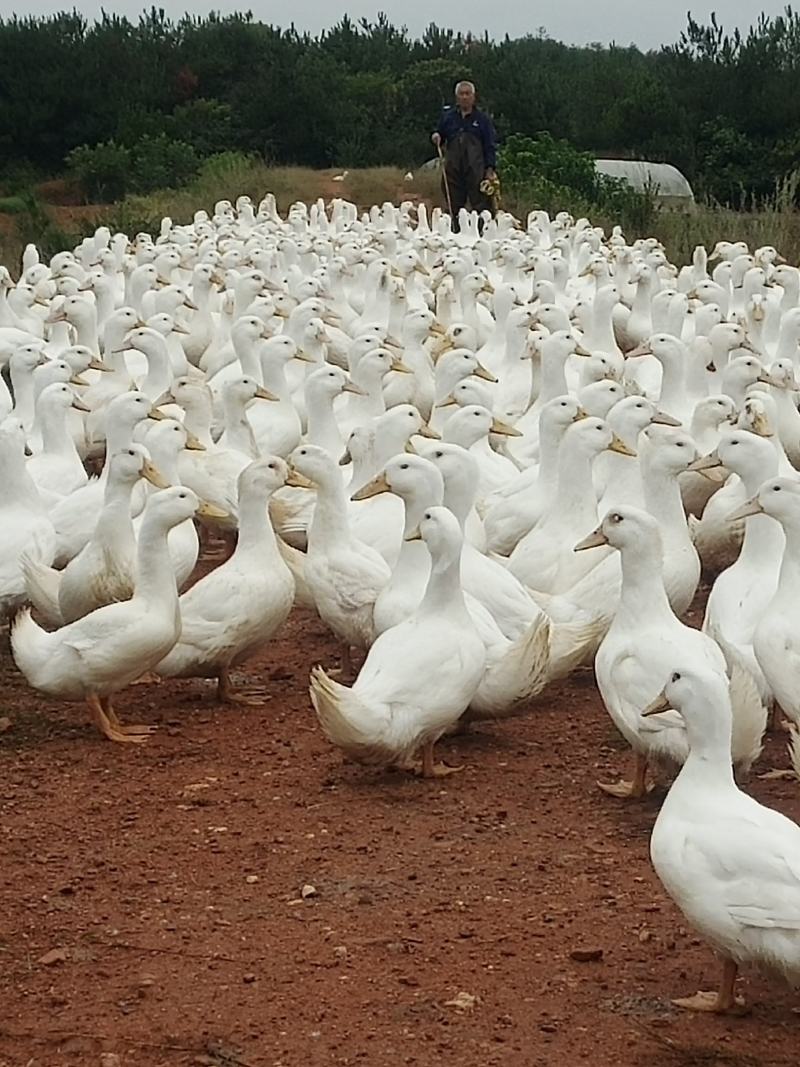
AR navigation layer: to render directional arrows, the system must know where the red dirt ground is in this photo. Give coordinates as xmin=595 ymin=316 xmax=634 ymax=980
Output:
xmin=1 ymin=567 xmax=799 ymax=1066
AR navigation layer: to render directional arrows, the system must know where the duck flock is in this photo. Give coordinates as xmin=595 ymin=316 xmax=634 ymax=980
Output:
xmin=2 ymin=194 xmax=800 ymax=1017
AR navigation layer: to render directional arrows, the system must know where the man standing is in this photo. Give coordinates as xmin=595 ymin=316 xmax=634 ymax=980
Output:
xmin=432 ymin=81 xmax=497 ymax=231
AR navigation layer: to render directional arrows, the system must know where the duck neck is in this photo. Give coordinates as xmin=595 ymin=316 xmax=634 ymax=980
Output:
xmin=222 ymin=398 xmax=257 ymax=457
xmin=3 ymin=445 xmax=43 ymax=508
xmin=674 ymin=717 xmax=735 ymax=789
xmin=657 ymin=354 xmax=686 ymax=414
xmin=417 ymin=547 xmax=469 ymax=621
xmin=133 ymin=514 xmax=180 ymax=606
xmin=236 ymin=488 xmax=280 ymax=560
xmin=537 ymin=424 xmax=564 ymax=495
xmin=37 ymin=401 xmax=75 ymax=456
xmin=556 ymin=443 xmax=598 ymax=523
xmin=140 ymin=346 xmax=172 ymax=401
xmin=617 ymin=544 xmax=673 ymax=621
xmin=309 ymin=471 xmax=352 ymax=549
xmin=642 ymin=463 xmax=690 ymax=551
xmin=181 ymin=396 xmax=214 ymax=447
xmin=10 ymin=368 xmax=36 ymax=427
xmin=259 ymin=354 xmax=292 ymax=402
xmin=95 ymin=477 xmax=137 ymax=550
xmin=539 ymin=349 xmax=569 ymax=404
xmin=232 ymin=337 xmax=262 ymax=379
xmin=305 ymin=390 xmax=343 ymax=456
xmin=773 ymin=522 xmax=800 ymax=606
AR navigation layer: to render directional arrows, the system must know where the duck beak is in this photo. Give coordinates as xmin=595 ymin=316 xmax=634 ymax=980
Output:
xmin=606 ymin=433 xmax=636 ymax=456
xmin=135 ymin=319 xmax=148 ymax=328
xmin=88 ymin=357 xmax=112 ymax=372
xmin=651 ymin=409 xmax=682 ymax=426
xmin=68 ymin=373 xmax=88 ymax=387
xmin=254 ymin=385 xmax=279 ymax=401
xmin=293 ymin=349 xmax=317 ymax=364
xmin=351 ymin=472 xmax=391 ymax=501
xmin=417 ymin=423 xmax=441 ymax=439
xmin=688 ymin=450 xmax=721 ymax=472
xmin=390 ymin=357 xmax=413 ymax=374
xmin=574 ymin=527 xmax=609 ymax=551
xmin=71 ymin=395 xmax=91 ymax=412
xmin=757 ymin=371 xmax=785 ymax=388
xmin=285 ymin=468 xmax=314 ymax=489
xmin=572 ymin=407 xmax=589 ymax=421
xmin=172 ymin=323 xmax=191 ymax=335
xmin=342 ymin=381 xmax=367 ymax=396
xmin=474 ymin=363 xmax=498 ymax=383
xmin=641 ymin=689 xmax=670 ymax=716
xmin=404 ymin=524 xmax=422 ymax=542
xmin=727 ymin=496 xmax=764 ymax=521
xmin=490 ymin=417 xmax=523 ymax=437
xmin=148 ymin=405 xmax=167 ymax=420
xmin=197 ymin=499 xmax=229 ymax=519
xmin=338 ymin=448 xmax=351 ymax=466
xmin=574 ymin=343 xmax=592 ymax=357
xmin=142 ymin=461 xmax=170 ymax=489
xmin=432 ymin=338 xmax=455 ymax=358
xmin=436 ymin=394 xmax=458 ymax=408
xmin=429 ymin=321 xmax=446 ymax=336
xmin=183 ymin=299 xmax=199 ymax=311
xmin=627 ymin=343 xmax=653 ymax=358
xmin=184 ymin=431 xmax=206 ymax=451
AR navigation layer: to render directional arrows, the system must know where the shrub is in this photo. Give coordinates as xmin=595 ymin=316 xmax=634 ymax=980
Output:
xmin=130 ymin=133 xmax=199 ymax=194
xmin=498 ymin=132 xmax=657 ymax=235
xmin=66 ymin=140 xmax=131 ymax=203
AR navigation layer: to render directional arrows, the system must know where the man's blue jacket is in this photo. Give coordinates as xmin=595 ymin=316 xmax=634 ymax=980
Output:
xmin=436 ymin=106 xmax=497 ymax=169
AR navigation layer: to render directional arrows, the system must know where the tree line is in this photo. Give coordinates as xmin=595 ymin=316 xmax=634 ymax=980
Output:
xmin=0 ymin=7 xmax=798 ymax=205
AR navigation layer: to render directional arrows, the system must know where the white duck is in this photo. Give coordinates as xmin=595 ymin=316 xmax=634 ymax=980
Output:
xmin=48 ymin=391 xmax=162 ymax=565
xmin=11 ymin=487 xmax=224 ymax=743
xmin=0 ymin=417 xmax=57 ymax=620
xmin=701 ymin=430 xmax=783 ymax=703
xmin=288 ymin=444 xmax=390 ymax=674
xmin=740 ymin=477 xmax=800 ymax=741
xmin=156 ymin=459 xmax=295 ymax=701
xmin=507 ymin=417 xmax=633 ymax=593
xmin=576 ymin=506 xmax=766 ymax=799
xmin=646 ymin=665 xmax=800 ymax=1013
xmin=310 ymin=506 xmax=485 ymax=777
xmin=26 ymin=382 xmax=90 ymax=496
xmin=135 ymin=419 xmax=207 ymax=588
xmin=21 ymin=445 xmax=168 ymax=626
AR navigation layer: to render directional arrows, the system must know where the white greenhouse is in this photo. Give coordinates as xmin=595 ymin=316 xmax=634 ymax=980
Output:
xmin=594 ymin=159 xmax=695 ymax=208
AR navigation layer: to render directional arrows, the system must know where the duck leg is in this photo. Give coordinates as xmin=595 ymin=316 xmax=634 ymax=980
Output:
xmin=419 ymin=740 xmax=464 ymax=779
xmin=102 ymin=695 xmax=157 ymax=736
xmin=216 ymin=666 xmax=263 ymax=706
xmin=673 ymin=958 xmax=744 ymax=1013
xmin=87 ymin=694 xmax=148 ymax=744
xmin=597 ymin=751 xmax=652 ymax=798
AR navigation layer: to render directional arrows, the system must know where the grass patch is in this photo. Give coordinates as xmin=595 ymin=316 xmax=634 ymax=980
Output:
xmin=4 ymin=159 xmax=800 ymax=273
xmin=0 ymin=195 xmax=28 ymax=215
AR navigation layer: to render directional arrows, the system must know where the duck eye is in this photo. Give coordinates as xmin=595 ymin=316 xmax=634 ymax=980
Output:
xmin=774 ymin=485 xmax=782 ymax=492
xmin=671 ymin=671 xmax=681 ymax=683
xmin=400 ymin=463 xmax=408 ymax=470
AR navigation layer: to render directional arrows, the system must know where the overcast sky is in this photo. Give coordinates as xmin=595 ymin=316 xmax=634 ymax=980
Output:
xmin=3 ymin=2 xmax=793 ymax=50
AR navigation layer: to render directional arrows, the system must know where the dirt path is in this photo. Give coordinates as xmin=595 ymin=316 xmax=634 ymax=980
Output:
xmin=1 ymin=586 xmax=799 ymax=1066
